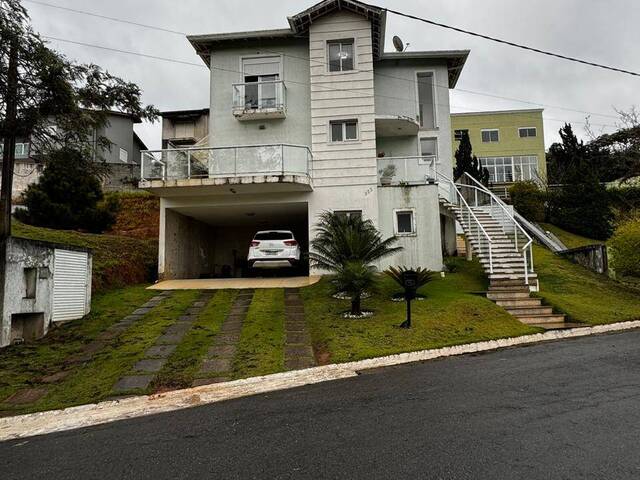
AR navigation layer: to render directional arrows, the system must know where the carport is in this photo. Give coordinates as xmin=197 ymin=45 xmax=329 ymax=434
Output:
xmin=161 ymin=202 xmax=309 ymax=279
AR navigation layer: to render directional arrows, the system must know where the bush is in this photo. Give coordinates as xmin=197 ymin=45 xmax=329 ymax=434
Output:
xmin=509 ymin=181 xmax=546 ymax=222
xmin=608 ymin=186 xmax=640 ymax=221
xmin=547 ymin=179 xmax=614 ymax=240
xmin=16 ymin=147 xmax=115 ymax=233
xmin=609 ymin=215 xmax=640 ymax=277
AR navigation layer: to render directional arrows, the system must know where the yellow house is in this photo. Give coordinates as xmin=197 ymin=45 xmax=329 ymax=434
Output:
xmin=450 ymin=109 xmax=546 ymax=193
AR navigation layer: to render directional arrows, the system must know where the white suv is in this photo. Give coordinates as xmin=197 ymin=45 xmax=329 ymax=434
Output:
xmin=247 ymin=230 xmax=301 ymax=269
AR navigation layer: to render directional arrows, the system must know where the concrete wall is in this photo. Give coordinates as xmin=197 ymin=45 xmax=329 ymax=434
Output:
xmin=162 ymin=208 xmax=217 ymax=280
xmin=0 ymin=161 xmax=42 ymax=201
xmin=377 ymin=185 xmax=443 ymax=271
xmin=208 ymin=39 xmax=311 ymax=148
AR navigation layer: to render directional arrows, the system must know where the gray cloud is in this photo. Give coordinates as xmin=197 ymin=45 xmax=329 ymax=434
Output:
xmin=24 ymin=0 xmax=640 ymax=149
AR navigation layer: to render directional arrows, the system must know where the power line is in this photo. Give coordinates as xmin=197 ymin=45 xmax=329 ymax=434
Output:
xmin=42 ymin=36 xmax=617 ymax=130
xmin=29 ymin=0 xmax=624 ymax=121
xmin=372 ymin=3 xmax=640 ymax=78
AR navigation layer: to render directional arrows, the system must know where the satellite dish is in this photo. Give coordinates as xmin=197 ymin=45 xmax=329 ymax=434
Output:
xmin=392 ymin=35 xmax=404 ymax=52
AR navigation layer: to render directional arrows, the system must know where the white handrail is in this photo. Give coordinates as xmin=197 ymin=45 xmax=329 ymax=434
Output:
xmin=437 ymin=171 xmax=494 ymax=274
xmin=459 ymin=172 xmax=535 ymax=284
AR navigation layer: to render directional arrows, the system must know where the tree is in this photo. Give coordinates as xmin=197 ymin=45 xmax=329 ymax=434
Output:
xmin=453 ymin=131 xmax=489 ymax=185
xmin=0 ymin=0 xmax=158 ymax=239
xmin=309 ymin=211 xmax=402 ymax=316
xmin=15 ymin=147 xmax=115 ymax=232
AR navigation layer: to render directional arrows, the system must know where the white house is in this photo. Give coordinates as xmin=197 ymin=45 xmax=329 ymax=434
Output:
xmin=140 ymin=0 xmax=471 ymax=280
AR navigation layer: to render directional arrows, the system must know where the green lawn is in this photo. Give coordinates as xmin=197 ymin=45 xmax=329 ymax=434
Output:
xmin=231 ymin=289 xmax=286 ymax=379
xmin=155 ymin=290 xmax=236 ymax=389
xmin=301 ymin=258 xmax=539 ymax=364
xmin=539 ymin=222 xmax=603 ymax=249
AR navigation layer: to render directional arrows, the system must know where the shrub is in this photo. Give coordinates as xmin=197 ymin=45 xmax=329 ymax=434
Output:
xmin=609 ymin=215 xmax=640 ymax=277
xmin=608 ymin=186 xmax=640 ymax=222
xmin=16 ymin=147 xmax=115 ymax=233
xmin=509 ymin=181 xmax=546 ymax=222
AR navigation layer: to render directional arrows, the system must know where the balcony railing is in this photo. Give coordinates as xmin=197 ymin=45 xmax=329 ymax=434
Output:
xmin=140 ymin=144 xmax=312 ymax=182
xmin=232 ymin=80 xmax=286 ymax=119
xmin=377 ymin=155 xmax=438 ymax=186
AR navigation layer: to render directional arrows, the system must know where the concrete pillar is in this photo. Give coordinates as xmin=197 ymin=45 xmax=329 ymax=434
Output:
xmin=465 ymin=237 xmax=473 ymax=261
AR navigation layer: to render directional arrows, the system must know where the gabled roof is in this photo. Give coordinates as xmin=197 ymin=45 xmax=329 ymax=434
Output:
xmin=287 ymin=0 xmax=386 ymax=59
xmin=189 ymin=0 xmax=387 ymax=64
xmin=377 ymin=50 xmax=470 ymax=88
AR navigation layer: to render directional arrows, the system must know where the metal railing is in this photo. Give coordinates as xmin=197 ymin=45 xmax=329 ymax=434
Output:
xmin=437 ymin=171 xmax=495 ymax=274
xmin=232 ymin=80 xmax=286 ymax=112
xmin=377 ymin=155 xmax=438 ymax=186
xmin=140 ymin=144 xmax=312 ymax=181
xmin=458 ymin=172 xmax=534 ymax=284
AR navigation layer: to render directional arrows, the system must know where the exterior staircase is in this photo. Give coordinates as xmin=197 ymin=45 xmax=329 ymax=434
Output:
xmin=438 ymin=172 xmax=571 ymax=330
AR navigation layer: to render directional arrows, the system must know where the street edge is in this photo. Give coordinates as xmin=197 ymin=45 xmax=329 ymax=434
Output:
xmin=1 ymin=320 xmax=639 ymax=441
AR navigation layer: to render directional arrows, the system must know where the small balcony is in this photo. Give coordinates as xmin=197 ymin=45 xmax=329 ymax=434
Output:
xmin=139 ymin=144 xmax=312 ymax=195
xmin=232 ymin=81 xmax=286 ymax=121
xmin=377 ymin=155 xmax=438 ymax=186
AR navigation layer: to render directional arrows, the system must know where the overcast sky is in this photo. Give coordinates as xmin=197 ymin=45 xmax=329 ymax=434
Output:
xmin=23 ymin=0 xmax=640 ymax=150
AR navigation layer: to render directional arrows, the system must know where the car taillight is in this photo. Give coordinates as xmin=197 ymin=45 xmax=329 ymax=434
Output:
xmin=250 ymin=241 xmax=260 ymax=247
xmin=283 ymin=240 xmax=298 ymax=246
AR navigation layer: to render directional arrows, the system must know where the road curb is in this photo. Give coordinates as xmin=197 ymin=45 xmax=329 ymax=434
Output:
xmin=2 ymin=320 xmax=639 ymax=441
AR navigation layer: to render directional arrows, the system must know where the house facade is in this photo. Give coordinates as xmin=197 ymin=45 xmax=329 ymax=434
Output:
xmin=141 ymin=0 xmax=469 ymax=279
xmin=450 ymin=109 xmax=546 ymax=196
xmin=161 ymin=108 xmax=210 ymax=149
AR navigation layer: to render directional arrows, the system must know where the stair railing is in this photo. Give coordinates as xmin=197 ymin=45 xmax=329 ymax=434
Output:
xmin=437 ymin=172 xmax=494 ymax=274
xmin=458 ymin=172 xmax=535 ymax=285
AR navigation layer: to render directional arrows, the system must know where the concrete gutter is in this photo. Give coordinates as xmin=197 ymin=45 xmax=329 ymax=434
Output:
xmin=2 ymin=320 xmax=640 ymax=442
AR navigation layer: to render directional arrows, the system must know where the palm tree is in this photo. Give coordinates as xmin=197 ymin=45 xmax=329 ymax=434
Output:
xmin=309 ymin=211 xmax=402 ymax=316
xmin=384 ymin=266 xmax=435 ymax=299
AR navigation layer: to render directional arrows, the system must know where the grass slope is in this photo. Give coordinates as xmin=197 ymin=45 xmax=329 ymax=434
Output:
xmin=539 ymin=222 xmax=603 ymax=249
xmin=0 ymin=285 xmax=156 ymax=414
xmin=302 ymin=258 xmax=539 ymax=364
xmin=232 ymin=289 xmax=285 ymax=379
xmin=13 ymin=219 xmax=157 ymax=291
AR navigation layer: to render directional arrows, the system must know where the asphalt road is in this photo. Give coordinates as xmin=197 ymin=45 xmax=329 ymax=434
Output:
xmin=3 ymin=330 xmax=640 ymax=479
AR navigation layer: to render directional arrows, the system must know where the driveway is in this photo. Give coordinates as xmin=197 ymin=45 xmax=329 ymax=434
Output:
xmin=2 ymin=330 xmax=640 ymax=479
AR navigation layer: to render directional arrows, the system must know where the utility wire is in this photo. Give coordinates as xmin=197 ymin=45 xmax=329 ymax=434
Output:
xmin=371 ymin=3 xmax=640 ymax=78
xmin=42 ymin=35 xmax=617 ymax=130
xmin=26 ymin=0 xmax=625 ymax=122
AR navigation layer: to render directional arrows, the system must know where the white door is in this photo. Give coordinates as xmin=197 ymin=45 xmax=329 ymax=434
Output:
xmin=52 ymin=249 xmax=89 ymax=322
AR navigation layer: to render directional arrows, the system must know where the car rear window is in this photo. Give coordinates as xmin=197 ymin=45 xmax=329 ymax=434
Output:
xmin=254 ymin=231 xmax=293 ymax=240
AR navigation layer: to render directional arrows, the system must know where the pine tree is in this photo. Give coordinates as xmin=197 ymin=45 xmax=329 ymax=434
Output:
xmin=453 ymin=131 xmax=490 ymax=185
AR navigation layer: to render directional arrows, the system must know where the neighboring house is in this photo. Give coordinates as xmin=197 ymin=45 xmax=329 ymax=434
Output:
xmin=0 ymin=110 xmax=147 ymax=200
xmin=140 ymin=0 xmax=470 ymax=279
xmin=161 ymin=108 xmax=210 ymax=148
xmin=450 ymin=109 xmax=546 ymax=197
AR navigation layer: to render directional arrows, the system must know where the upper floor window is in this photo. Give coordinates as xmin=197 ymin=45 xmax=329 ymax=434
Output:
xmin=481 ymin=129 xmax=499 ymax=143
xmin=241 ymin=56 xmax=281 ymax=109
xmin=328 ymin=40 xmax=354 ymax=72
xmin=330 ymin=119 xmax=358 ymax=142
xmin=454 ymin=129 xmax=468 ymax=141
xmin=417 ymin=72 xmax=435 ymax=130
xmin=519 ymin=127 xmax=537 ymax=138
xmin=119 ymin=148 xmax=129 ymax=163
xmin=0 ymin=142 xmax=29 ymax=158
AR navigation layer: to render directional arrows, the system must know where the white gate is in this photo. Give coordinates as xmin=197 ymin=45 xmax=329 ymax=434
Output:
xmin=52 ymin=249 xmax=90 ymax=322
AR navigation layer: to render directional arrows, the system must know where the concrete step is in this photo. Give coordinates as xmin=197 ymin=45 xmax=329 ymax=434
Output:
xmin=489 ymin=273 xmax=537 ymax=280
xmin=495 ymin=298 xmax=543 ymax=307
xmin=530 ymin=322 xmax=584 ymax=330
xmin=517 ymin=313 xmax=566 ymax=324
xmin=506 ymin=306 xmax=554 ymax=316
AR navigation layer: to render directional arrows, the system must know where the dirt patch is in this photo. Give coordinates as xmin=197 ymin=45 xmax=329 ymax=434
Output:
xmin=313 ymin=342 xmax=331 ymax=366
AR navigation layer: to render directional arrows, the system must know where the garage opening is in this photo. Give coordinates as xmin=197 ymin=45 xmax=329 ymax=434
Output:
xmin=164 ymin=202 xmax=309 ymax=279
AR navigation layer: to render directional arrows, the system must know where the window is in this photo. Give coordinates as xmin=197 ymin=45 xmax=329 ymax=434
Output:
xmin=119 ymin=148 xmax=129 ymax=163
xmin=420 ymin=138 xmax=438 ymax=163
xmin=480 ymin=155 xmax=539 ymax=183
xmin=481 ymin=129 xmax=499 ymax=143
xmin=328 ymin=40 xmax=354 ymax=72
xmin=24 ymin=268 xmax=37 ymax=299
xmin=334 ymin=210 xmax=362 ymax=220
xmin=242 ymin=56 xmax=281 ymax=109
xmin=519 ymin=127 xmax=537 ymax=138
xmin=254 ymin=231 xmax=293 ymax=241
xmin=394 ymin=210 xmax=416 ymax=235
xmin=0 ymin=142 xmax=30 ymax=158
xmin=330 ymin=119 xmax=358 ymax=142
xmin=454 ymin=129 xmax=468 ymax=141
xmin=416 ymin=72 xmax=435 ymax=129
